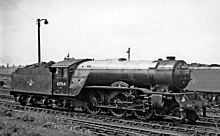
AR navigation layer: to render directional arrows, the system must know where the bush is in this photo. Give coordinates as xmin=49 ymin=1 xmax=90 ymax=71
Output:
xmin=0 ymin=120 xmax=41 ymax=136
xmin=0 ymin=106 xmax=14 ymax=117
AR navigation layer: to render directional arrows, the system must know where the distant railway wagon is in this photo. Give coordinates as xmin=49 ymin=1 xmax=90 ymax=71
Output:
xmin=0 ymin=67 xmax=17 ymax=89
xmin=7 ymin=57 xmax=206 ymax=124
xmin=187 ymin=67 xmax=220 ymax=106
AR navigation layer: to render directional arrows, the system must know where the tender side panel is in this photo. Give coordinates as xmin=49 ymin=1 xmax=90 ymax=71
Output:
xmin=187 ymin=68 xmax=220 ymax=92
xmin=11 ymin=68 xmax=52 ymax=94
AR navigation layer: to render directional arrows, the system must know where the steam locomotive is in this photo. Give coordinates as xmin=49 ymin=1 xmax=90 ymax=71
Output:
xmin=10 ymin=56 xmax=206 ymax=123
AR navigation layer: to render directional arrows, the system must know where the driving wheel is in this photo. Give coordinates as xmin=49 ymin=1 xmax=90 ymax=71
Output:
xmin=110 ymin=93 xmax=127 ymax=118
xmin=85 ymin=90 xmax=104 ymax=115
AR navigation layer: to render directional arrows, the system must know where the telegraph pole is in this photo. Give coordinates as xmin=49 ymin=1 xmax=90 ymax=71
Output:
xmin=37 ymin=19 xmax=48 ymax=64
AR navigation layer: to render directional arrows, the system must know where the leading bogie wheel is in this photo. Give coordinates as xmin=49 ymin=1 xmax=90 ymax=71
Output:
xmin=172 ymin=107 xmax=184 ymax=125
xmin=185 ymin=110 xmax=198 ymax=124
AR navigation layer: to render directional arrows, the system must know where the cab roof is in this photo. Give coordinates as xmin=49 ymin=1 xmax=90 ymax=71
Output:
xmin=51 ymin=59 xmax=91 ymax=68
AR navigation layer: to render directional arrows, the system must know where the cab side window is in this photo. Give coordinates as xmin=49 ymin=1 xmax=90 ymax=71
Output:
xmin=56 ymin=68 xmax=68 ymax=78
xmin=56 ymin=68 xmax=62 ymax=77
xmin=63 ymin=68 xmax=68 ymax=78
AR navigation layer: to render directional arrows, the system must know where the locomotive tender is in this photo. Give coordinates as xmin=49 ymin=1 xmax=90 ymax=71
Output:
xmin=10 ymin=56 xmax=206 ymax=123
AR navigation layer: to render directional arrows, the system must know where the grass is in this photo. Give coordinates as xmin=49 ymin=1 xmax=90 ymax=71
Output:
xmin=0 ymin=105 xmax=93 ymax=136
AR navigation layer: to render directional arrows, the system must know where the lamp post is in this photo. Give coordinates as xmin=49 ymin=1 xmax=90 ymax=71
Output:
xmin=36 ymin=18 xmax=48 ymax=64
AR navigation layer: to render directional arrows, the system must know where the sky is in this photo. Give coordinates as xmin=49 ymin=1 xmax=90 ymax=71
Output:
xmin=1 ymin=0 xmax=220 ymax=66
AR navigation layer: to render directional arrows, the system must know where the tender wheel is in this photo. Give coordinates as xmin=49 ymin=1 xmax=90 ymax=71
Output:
xmin=85 ymin=90 xmax=104 ymax=115
xmin=42 ymin=98 xmax=50 ymax=107
xmin=19 ymin=95 xmax=28 ymax=106
xmin=110 ymin=93 xmax=127 ymax=118
xmin=30 ymin=96 xmax=38 ymax=106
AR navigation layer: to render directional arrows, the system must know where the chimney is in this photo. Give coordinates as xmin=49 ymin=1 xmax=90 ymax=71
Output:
xmin=166 ymin=56 xmax=176 ymax=60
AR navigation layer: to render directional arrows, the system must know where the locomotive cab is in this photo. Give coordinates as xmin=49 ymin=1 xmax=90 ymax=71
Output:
xmin=51 ymin=59 xmax=91 ymax=96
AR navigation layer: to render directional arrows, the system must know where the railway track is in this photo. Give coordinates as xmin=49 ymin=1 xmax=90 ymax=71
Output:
xmin=1 ymin=89 xmax=220 ymax=135
xmin=0 ymin=100 xmax=220 ymax=136
xmin=206 ymin=107 xmax=220 ymax=116
xmin=1 ymin=101 xmax=181 ymax=136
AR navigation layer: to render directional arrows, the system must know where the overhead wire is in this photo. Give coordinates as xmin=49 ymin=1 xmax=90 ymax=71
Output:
xmin=1 ymin=0 xmax=36 ymax=34
xmin=5 ymin=0 xmax=35 ymax=23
